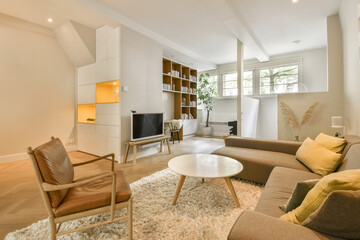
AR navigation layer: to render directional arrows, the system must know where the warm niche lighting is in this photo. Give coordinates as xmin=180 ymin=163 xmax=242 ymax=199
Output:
xmin=292 ymin=0 xmax=298 ymax=3
xmin=47 ymin=18 xmax=53 ymax=23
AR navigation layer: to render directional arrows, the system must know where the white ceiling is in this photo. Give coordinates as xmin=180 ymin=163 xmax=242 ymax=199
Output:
xmin=0 ymin=0 xmax=343 ymax=70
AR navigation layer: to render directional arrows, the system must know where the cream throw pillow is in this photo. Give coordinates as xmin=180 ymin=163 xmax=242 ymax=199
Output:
xmin=296 ymin=138 xmax=342 ymax=176
xmin=280 ymin=169 xmax=360 ymax=224
xmin=315 ymin=132 xmax=346 ymax=153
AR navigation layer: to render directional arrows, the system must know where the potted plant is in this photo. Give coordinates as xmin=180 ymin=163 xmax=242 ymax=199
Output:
xmin=197 ymin=73 xmax=217 ymax=137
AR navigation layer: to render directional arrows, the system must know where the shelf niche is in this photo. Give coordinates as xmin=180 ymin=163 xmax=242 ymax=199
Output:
xmin=78 ymin=104 xmax=96 ymax=124
xmin=96 ymin=80 xmax=119 ymax=103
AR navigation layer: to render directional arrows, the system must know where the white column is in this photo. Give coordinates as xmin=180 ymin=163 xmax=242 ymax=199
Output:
xmin=237 ymin=40 xmax=244 ymax=136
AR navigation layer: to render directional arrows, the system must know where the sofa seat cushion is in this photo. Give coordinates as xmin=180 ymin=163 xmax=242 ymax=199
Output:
xmin=212 ymin=146 xmax=311 ymax=184
xmin=54 ymin=170 xmax=131 ymax=217
xmin=255 ymin=167 xmax=321 ymax=218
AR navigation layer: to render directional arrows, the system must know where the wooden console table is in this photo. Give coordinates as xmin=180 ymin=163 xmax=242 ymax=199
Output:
xmin=124 ymin=136 xmax=171 ymax=165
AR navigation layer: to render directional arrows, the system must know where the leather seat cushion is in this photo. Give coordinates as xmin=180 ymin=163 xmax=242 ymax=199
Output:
xmin=55 ymin=170 xmax=131 ymax=217
xmin=33 ymin=138 xmax=74 ymax=208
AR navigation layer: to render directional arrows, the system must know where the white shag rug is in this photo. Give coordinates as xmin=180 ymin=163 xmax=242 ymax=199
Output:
xmin=6 ymin=168 xmax=263 ymax=240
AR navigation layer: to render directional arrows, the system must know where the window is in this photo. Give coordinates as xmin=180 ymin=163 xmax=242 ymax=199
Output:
xmin=243 ymin=70 xmax=253 ymax=95
xmin=208 ymin=75 xmax=218 ymax=95
xmin=259 ymin=65 xmax=299 ymax=94
xmin=223 ymin=72 xmax=237 ymax=96
xmin=201 ymin=59 xmax=301 ymax=98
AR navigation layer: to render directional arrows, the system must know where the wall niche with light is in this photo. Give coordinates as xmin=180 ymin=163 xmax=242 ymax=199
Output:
xmin=77 ymin=104 xmax=96 ymax=124
xmin=96 ymin=80 xmax=120 ymax=103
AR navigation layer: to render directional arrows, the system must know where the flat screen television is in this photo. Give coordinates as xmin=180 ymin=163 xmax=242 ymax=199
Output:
xmin=131 ymin=113 xmax=164 ymax=141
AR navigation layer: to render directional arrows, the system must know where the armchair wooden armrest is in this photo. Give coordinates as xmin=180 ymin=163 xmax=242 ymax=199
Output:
xmin=73 ymin=153 xmax=115 ymax=171
xmin=41 ymin=172 xmax=115 ymax=192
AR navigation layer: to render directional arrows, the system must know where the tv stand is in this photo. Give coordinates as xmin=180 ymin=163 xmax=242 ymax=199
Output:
xmin=123 ymin=136 xmax=171 ymax=165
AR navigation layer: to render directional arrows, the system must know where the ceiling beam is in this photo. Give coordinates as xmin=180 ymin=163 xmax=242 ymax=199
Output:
xmin=73 ymin=0 xmax=217 ymax=69
xmin=224 ymin=0 xmax=269 ymax=62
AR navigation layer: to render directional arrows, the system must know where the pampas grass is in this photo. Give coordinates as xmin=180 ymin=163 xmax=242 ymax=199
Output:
xmin=280 ymin=102 xmax=318 ymax=140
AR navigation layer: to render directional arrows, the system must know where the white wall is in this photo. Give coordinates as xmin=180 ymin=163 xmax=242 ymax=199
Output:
xmin=339 ymin=0 xmax=360 ymax=135
xmin=278 ymin=15 xmax=344 ymax=141
xmin=162 ymin=92 xmax=174 ymax=120
xmin=120 ymin=26 xmax=163 ymax=162
xmin=0 ymin=13 xmax=75 ymax=162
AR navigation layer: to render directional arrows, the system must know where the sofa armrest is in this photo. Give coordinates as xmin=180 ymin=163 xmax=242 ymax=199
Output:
xmin=225 ymin=136 xmax=302 ymax=155
xmin=228 ymin=211 xmax=335 ymax=240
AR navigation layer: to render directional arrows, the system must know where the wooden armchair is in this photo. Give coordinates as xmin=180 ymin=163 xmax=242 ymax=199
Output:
xmin=27 ymin=137 xmax=132 ymax=239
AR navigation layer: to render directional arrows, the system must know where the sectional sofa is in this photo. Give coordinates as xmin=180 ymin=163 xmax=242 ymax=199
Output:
xmin=212 ymin=135 xmax=360 ymax=240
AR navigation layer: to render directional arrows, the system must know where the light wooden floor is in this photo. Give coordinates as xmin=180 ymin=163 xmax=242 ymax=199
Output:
xmin=0 ymin=136 xmax=224 ymax=239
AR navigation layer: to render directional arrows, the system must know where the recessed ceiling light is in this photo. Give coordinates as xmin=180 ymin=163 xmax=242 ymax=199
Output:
xmin=47 ymin=18 xmax=53 ymax=23
xmin=292 ymin=0 xmax=298 ymax=3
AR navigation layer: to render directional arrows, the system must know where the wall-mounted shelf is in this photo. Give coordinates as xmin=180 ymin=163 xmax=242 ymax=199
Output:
xmin=77 ymin=104 xmax=96 ymax=124
xmin=162 ymin=58 xmax=197 ymax=140
xmin=96 ymin=80 xmax=119 ymax=104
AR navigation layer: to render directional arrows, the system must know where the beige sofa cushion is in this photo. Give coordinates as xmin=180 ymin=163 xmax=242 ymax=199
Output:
xmin=212 ymin=146 xmax=310 ymax=184
xmin=280 ymin=169 xmax=360 ymax=224
xmin=296 ymin=138 xmax=342 ymax=176
xmin=315 ymin=133 xmax=346 ymax=153
xmin=255 ymin=167 xmax=321 ymax=218
xmin=302 ymin=190 xmax=360 ymax=240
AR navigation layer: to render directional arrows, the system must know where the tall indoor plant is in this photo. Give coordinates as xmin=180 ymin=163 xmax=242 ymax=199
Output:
xmin=197 ymin=73 xmax=217 ymax=136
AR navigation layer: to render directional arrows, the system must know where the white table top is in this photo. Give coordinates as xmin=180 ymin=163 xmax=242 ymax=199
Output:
xmin=168 ymin=154 xmax=243 ymax=178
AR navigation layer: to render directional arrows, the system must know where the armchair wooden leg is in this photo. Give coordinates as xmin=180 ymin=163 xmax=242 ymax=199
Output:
xmin=50 ymin=218 xmax=56 ymax=240
xmin=128 ymin=198 xmax=133 ymax=240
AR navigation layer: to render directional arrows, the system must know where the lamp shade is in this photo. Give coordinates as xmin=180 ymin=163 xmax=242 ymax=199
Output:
xmin=331 ymin=116 xmax=343 ymax=128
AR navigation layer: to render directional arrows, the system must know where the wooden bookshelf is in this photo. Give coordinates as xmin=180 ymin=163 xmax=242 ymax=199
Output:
xmin=162 ymin=58 xmax=197 ymax=140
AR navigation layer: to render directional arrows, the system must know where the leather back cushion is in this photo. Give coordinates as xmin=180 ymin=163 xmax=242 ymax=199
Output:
xmin=302 ymin=190 xmax=360 ymax=239
xmin=34 ymin=138 xmax=74 ymax=208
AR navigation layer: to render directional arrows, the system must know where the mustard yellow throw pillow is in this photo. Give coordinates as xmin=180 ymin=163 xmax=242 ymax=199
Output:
xmin=280 ymin=169 xmax=360 ymax=224
xmin=296 ymin=138 xmax=342 ymax=176
xmin=315 ymin=132 xmax=346 ymax=153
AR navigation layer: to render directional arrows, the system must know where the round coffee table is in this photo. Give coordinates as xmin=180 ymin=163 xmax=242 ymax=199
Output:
xmin=168 ymin=154 xmax=243 ymax=207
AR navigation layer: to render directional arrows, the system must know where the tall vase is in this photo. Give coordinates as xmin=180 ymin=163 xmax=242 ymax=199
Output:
xmin=295 ymin=136 xmax=300 ymax=142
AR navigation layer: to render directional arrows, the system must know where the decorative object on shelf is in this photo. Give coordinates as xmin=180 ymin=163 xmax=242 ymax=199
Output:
xmin=331 ymin=116 xmax=345 ymax=137
xmin=280 ymin=101 xmax=319 ymax=141
xmin=171 ymin=70 xmax=180 ymax=77
xmin=114 ymin=89 xmax=119 ymax=102
xmin=182 ymin=98 xmax=186 ymax=106
xmin=197 ymin=73 xmax=217 ymax=136
xmin=181 ymin=113 xmax=189 ymax=120
xmin=163 ymin=83 xmax=171 ymax=90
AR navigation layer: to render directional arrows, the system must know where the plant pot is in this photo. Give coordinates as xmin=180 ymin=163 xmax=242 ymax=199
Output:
xmin=202 ymin=126 xmax=212 ymax=137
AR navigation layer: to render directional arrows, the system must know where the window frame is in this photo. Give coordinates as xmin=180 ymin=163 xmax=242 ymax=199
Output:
xmin=200 ymin=58 xmax=303 ymax=99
